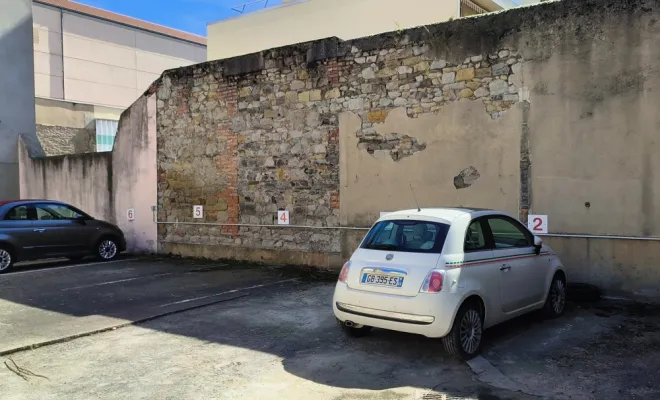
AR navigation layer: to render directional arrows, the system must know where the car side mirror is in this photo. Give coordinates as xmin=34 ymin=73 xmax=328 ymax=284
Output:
xmin=533 ymin=236 xmax=543 ymax=255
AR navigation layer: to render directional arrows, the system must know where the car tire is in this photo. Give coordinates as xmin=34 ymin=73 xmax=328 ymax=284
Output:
xmin=96 ymin=237 xmax=119 ymax=261
xmin=442 ymin=300 xmax=483 ymax=360
xmin=0 ymin=245 xmax=14 ymax=274
xmin=543 ymin=273 xmax=567 ymax=318
xmin=336 ymin=318 xmax=372 ymax=338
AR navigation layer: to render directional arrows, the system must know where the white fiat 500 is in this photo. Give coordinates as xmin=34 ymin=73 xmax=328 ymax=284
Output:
xmin=333 ymin=207 xmax=567 ymax=360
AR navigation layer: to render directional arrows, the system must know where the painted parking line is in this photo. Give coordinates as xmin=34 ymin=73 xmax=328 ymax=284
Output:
xmin=61 ymin=270 xmax=182 ymax=291
xmin=61 ymin=263 xmax=232 ymax=291
xmin=5 ymin=258 xmax=142 ymax=276
xmin=158 ymin=278 xmax=299 ymax=308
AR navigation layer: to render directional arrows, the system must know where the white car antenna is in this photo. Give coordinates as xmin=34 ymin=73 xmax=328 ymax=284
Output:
xmin=409 ymin=184 xmax=421 ymax=212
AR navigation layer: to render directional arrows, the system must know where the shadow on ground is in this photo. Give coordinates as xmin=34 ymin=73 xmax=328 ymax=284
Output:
xmin=0 ymin=257 xmax=658 ymax=399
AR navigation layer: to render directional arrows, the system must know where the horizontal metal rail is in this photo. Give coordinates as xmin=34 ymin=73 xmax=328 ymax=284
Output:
xmin=151 ymin=214 xmax=660 ymax=240
xmin=153 ymin=219 xmax=370 ymax=231
xmin=540 ymin=233 xmax=660 ymax=242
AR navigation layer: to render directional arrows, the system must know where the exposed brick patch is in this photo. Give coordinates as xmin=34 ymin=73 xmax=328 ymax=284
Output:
xmin=327 ymin=60 xmax=341 ymax=85
xmin=219 ymin=82 xmax=238 ymax=117
xmin=330 ymin=191 xmax=340 ymax=210
xmin=328 ymin=128 xmax=339 ymax=144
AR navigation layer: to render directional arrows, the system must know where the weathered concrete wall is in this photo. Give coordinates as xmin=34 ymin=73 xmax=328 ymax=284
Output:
xmin=154 ymin=0 xmax=660 ymax=298
xmin=0 ymin=0 xmax=42 ymax=200
xmin=543 ymin=237 xmax=660 ymax=299
xmin=18 ymin=139 xmax=113 ymax=222
xmin=338 ymin=49 xmax=524 ymax=226
xmin=112 ymin=95 xmax=158 ymax=254
xmin=18 ymin=95 xmax=158 ymax=254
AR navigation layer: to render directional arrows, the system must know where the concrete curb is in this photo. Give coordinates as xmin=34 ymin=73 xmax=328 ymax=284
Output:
xmin=0 ymin=293 xmax=249 ymax=357
xmin=466 ymin=355 xmax=531 ymax=394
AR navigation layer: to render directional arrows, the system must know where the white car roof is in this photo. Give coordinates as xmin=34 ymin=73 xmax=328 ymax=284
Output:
xmin=378 ymin=207 xmax=504 ymax=224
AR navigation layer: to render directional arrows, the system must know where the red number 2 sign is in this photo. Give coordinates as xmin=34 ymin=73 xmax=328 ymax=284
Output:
xmin=527 ymin=214 xmax=548 ymax=234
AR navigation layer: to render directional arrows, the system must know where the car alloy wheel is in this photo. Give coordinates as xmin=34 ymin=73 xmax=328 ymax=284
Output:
xmin=459 ymin=309 xmax=482 ymax=355
xmin=550 ymin=278 xmax=566 ymax=315
xmin=0 ymin=249 xmax=11 ymax=271
xmin=98 ymin=240 xmax=117 ymax=260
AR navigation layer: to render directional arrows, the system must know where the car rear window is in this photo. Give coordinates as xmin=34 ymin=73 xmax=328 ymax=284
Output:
xmin=360 ymin=219 xmax=450 ymax=254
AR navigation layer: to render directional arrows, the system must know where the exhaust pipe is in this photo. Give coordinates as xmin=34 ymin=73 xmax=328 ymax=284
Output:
xmin=344 ymin=320 xmax=355 ymax=327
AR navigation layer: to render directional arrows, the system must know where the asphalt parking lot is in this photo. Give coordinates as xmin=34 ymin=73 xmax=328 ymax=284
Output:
xmin=0 ymin=257 xmax=659 ymax=400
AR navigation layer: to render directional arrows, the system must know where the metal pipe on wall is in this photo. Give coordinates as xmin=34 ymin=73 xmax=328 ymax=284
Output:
xmin=150 ymin=213 xmax=660 ymax=240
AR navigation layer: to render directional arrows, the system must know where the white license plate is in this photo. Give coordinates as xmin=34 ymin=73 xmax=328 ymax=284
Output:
xmin=361 ymin=273 xmax=404 ymax=287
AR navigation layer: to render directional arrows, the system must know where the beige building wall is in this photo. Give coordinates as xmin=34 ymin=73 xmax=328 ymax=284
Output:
xmin=207 ymin=0 xmax=461 ymax=60
xmin=32 ymin=2 xmax=206 ymax=110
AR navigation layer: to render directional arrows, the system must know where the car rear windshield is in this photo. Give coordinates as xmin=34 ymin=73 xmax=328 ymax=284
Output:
xmin=360 ymin=219 xmax=450 ymax=254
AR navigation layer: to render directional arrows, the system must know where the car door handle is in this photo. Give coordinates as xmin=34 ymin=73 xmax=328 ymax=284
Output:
xmin=33 ymin=228 xmax=46 ymax=233
xmin=499 ymin=264 xmax=511 ymax=271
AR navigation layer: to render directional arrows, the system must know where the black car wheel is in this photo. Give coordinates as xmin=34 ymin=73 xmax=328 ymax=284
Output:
xmin=442 ymin=300 xmax=483 ymax=360
xmin=96 ymin=238 xmax=119 ymax=261
xmin=0 ymin=246 xmax=14 ymax=274
xmin=544 ymin=273 xmax=567 ymax=318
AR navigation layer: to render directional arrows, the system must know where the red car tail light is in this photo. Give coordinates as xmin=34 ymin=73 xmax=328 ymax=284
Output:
xmin=338 ymin=261 xmax=351 ymax=282
xmin=420 ymin=270 xmax=445 ymax=293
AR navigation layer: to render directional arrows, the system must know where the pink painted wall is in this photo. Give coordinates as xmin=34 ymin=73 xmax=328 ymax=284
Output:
xmin=112 ymin=94 xmax=157 ymax=254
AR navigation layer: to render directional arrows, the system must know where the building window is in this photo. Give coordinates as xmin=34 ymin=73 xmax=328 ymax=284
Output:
xmin=95 ymin=119 xmax=119 ymax=152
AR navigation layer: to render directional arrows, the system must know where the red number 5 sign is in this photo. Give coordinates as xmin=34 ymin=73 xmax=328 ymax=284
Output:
xmin=527 ymin=214 xmax=548 ymax=234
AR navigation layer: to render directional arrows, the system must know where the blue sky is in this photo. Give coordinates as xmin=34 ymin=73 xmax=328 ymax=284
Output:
xmin=77 ymin=0 xmax=283 ymax=37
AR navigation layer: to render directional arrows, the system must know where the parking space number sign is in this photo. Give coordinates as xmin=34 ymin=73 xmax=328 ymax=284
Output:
xmin=528 ymin=214 xmax=548 ymax=234
xmin=127 ymin=208 xmax=135 ymax=221
xmin=193 ymin=205 xmax=204 ymax=219
xmin=278 ymin=210 xmax=290 ymax=225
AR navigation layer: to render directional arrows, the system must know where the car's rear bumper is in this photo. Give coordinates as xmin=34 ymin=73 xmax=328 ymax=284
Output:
xmin=332 ymin=282 xmax=461 ymax=338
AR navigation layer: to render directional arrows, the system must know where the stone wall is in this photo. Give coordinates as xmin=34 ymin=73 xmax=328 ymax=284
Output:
xmin=155 ymin=0 xmax=660 ymax=298
xmin=36 ymin=125 xmax=95 ymax=156
xmin=156 ymin=61 xmax=343 ymax=260
xmin=157 ymin=10 xmax=523 ymax=263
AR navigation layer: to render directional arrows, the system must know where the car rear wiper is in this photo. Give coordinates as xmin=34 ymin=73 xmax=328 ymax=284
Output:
xmin=367 ymin=244 xmax=399 ymax=251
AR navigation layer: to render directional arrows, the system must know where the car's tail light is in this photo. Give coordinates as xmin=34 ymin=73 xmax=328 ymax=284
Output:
xmin=420 ymin=270 xmax=445 ymax=293
xmin=338 ymin=261 xmax=351 ymax=282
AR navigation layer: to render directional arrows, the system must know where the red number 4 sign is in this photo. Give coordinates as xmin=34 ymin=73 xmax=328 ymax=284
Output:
xmin=277 ymin=210 xmax=290 ymax=225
